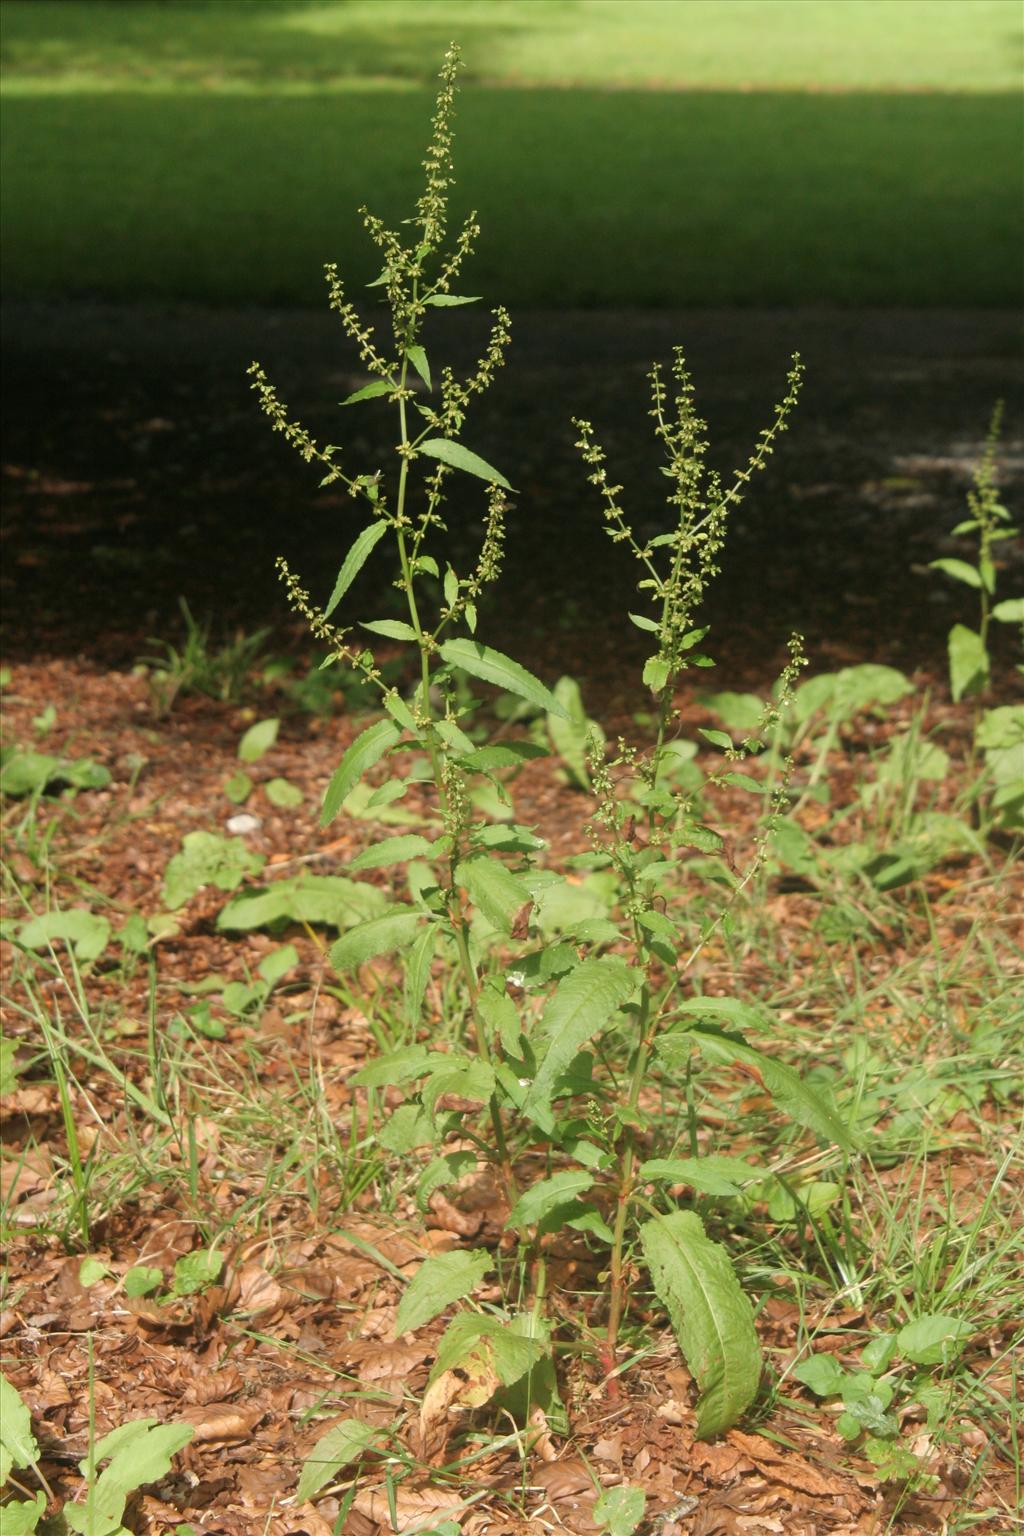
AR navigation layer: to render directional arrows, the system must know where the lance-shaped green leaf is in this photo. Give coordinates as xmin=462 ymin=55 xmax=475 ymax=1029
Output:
xmin=322 ymin=718 xmax=401 ymax=828
xmin=522 ymin=957 xmax=638 ymax=1130
xmin=457 ymin=853 xmax=531 ymax=933
xmin=324 ymin=518 xmax=389 ymax=618
xmin=681 ymin=1025 xmax=856 ymax=1151
xmin=296 ymin=1418 xmax=380 ymax=1504
xmin=329 ymin=905 xmax=424 ymax=971
xmin=638 ymin=1155 xmax=764 ymax=1197
xmin=440 ymin=639 xmax=568 ymax=718
xmin=673 ymin=996 xmax=774 ymax=1033
xmin=478 ymin=974 xmax=522 ymax=1053
xmin=340 ymin=380 xmax=393 ymax=406
xmin=640 ymin=1210 xmax=761 ymax=1437
xmin=406 ymin=344 xmax=431 ymax=390
xmin=424 ymin=293 xmax=481 ymax=307
xmin=508 ymin=1169 xmax=594 ymax=1230
xmin=929 ymin=557 xmax=982 ymax=588
xmin=418 ymin=438 xmax=513 ymax=490
xmin=360 ymin=619 xmax=419 ymax=641
xmin=404 ymin=923 xmax=439 ymax=1026
xmin=993 ymin=597 xmax=1024 ymax=623
xmin=349 ymin=834 xmax=436 ymax=872
xmin=395 ymin=1248 xmax=492 ymax=1335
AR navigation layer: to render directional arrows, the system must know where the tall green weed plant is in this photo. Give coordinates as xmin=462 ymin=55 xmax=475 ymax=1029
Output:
xmin=929 ymin=403 xmax=1022 ymax=703
xmin=249 ymin=45 xmax=853 ymax=1467
xmin=929 ymin=408 xmax=1023 ymax=829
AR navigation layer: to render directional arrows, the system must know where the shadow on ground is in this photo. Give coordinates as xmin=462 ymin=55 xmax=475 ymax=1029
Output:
xmin=2 ymin=302 xmax=1021 ymax=709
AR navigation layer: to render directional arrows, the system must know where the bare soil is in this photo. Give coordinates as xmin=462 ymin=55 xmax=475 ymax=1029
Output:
xmin=1 ymin=304 xmax=1021 ymax=1535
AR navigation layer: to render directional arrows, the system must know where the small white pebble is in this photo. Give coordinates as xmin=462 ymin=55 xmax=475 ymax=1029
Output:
xmin=226 ymin=813 xmax=262 ymax=836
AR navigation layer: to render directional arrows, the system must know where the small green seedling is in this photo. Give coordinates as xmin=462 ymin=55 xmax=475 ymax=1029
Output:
xmin=163 ymin=831 xmax=266 ymax=910
xmin=795 ymin=1313 xmax=974 ymax=1484
xmin=138 ymin=598 xmax=271 ymax=715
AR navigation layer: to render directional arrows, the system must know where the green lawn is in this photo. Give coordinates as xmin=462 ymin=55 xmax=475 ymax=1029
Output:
xmin=2 ymin=0 xmax=1021 ymax=308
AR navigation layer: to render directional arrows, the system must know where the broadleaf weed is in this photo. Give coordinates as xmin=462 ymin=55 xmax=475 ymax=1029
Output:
xmin=246 ymin=39 xmax=862 ymax=1491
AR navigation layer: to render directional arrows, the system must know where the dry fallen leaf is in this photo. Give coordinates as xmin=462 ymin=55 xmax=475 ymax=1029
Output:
xmin=186 ymin=1366 xmax=245 ymax=1405
xmin=726 ymin=1429 xmax=851 ymax=1497
xmin=0 ymin=1146 xmax=52 ymax=1202
xmin=354 ymin=1484 xmax=469 ymax=1532
xmin=427 ymin=1190 xmax=484 ymax=1237
xmin=188 ymin=1401 xmax=264 ymax=1445
xmin=232 ymin=1261 xmax=283 ymax=1319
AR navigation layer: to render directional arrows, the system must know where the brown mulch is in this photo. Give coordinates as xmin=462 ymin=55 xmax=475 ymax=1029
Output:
xmin=1 ymin=303 xmax=1022 ymax=1532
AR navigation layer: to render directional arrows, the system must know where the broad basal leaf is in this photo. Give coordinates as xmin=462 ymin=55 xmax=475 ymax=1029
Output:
xmin=322 ymin=717 xmax=401 ymax=828
xmin=17 ymin=908 xmax=110 ymax=963
xmin=418 ymin=438 xmax=512 ymax=490
xmin=395 ymin=1249 xmax=492 ymax=1336
xmin=296 ymin=1419 xmax=379 ymax=1504
xmin=238 ymin=716 xmax=279 ymax=763
xmin=522 ymin=957 xmax=638 ymax=1131
xmin=329 ymin=906 xmax=424 ymax=971
xmin=421 ymin=1057 xmax=496 ymax=1117
xmin=547 ymin=674 xmax=605 ymax=789
xmin=164 ymin=831 xmax=266 ymax=910
xmin=440 ymin=639 xmax=567 ymax=718
xmin=594 ymin=1486 xmax=646 ymax=1536
xmin=0 ymin=1491 xmax=45 ymax=1532
xmin=639 ymin=1210 xmax=761 ymax=1437
xmin=792 ymin=663 xmax=911 ymax=726
xmin=324 ymin=518 xmax=389 ymax=617
xmin=349 ymin=1044 xmax=441 ymax=1088
xmin=897 ymin=1313 xmax=972 ymax=1366
xmin=217 ymin=873 xmax=385 ymax=931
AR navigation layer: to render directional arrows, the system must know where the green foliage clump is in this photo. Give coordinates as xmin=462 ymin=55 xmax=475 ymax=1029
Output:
xmin=247 ymin=42 xmax=851 ymax=1492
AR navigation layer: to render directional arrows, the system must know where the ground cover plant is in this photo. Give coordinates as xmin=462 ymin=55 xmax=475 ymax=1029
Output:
xmin=2 ymin=0 xmax=1021 ymax=309
xmin=1 ymin=37 xmax=1022 ymax=1536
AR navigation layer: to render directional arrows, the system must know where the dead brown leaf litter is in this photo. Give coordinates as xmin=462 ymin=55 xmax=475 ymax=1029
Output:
xmin=2 ymin=650 xmax=1021 ymax=1533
